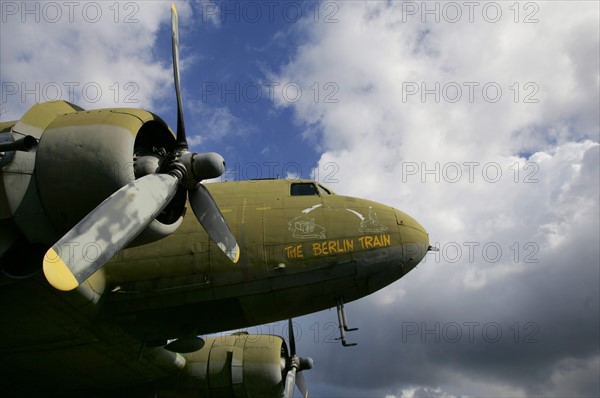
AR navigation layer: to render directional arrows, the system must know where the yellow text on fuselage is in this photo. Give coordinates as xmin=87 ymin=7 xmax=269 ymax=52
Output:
xmin=283 ymin=234 xmax=392 ymax=260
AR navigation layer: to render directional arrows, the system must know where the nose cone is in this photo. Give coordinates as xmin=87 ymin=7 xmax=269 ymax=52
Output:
xmin=394 ymin=209 xmax=429 ymax=273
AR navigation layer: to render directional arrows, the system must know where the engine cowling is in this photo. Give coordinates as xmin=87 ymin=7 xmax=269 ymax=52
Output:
xmin=35 ymin=104 xmax=182 ymax=236
xmin=1 ymin=101 xmax=185 ymax=278
xmin=159 ymin=333 xmax=288 ymax=398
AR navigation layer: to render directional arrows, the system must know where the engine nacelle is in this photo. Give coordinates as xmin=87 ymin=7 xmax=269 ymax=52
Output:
xmin=1 ymin=101 xmax=184 ymax=277
xmin=159 ymin=333 xmax=287 ymax=398
xmin=35 ymin=103 xmax=181 ymax=234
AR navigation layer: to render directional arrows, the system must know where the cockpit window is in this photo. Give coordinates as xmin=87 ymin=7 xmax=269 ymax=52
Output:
xmin=317 ymin=184 xmax=332 ymax=195
xmin=290 ymin=183 xmax=319 ymax=196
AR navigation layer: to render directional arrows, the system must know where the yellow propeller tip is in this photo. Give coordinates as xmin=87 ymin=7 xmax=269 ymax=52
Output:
xmin=233 ymin=247 xmax=240 ymax=264
xmin=43 ymin=248 xmax=79 ymax=291
xmin=171 ymin=3 xmax=178 ymax=17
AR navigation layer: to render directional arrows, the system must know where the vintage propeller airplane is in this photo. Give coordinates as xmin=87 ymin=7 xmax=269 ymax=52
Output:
xmin=0 ymin=4 xmax=431 ymax=397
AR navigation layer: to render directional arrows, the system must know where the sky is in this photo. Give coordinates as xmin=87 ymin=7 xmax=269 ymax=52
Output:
xmin=1 ymin=1 xmax=599 ymax=397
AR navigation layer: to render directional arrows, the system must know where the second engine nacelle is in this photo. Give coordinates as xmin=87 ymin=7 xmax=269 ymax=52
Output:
xmin=159 ymin=333 xmax=288 ymax=398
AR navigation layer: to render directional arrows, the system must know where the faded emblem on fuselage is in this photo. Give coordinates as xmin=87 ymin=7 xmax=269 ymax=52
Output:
xmin=288 ymin=204 xmax=326 ymax=239
xmin=347 ymin=207 xmax=389 ymax=234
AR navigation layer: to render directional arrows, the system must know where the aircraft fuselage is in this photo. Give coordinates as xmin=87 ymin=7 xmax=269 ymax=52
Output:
xmin=104 ymin=179 xmax=429 ymax=341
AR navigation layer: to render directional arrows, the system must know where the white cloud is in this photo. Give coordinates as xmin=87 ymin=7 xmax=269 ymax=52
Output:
xmin=543 ymin=356 xmax=600 ymax=397
xmin=185 ymin=98 xmax=254 ymax=149
xmin=0 ymin=2 xmax=194 ymax=120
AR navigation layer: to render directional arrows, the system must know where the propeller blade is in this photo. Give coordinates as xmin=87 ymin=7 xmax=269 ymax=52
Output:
xmin=189 ymin=183 xmax=239 ymax=263
xmin=296 ymin=371 xmax=309 ymax=398
xmin=43 ymin=174 xmax=179 ymax=291
xmin=171 ymin=3 xmax=187 ymax=149
xmin=288 ymin=319 xmax=296 ymax=356
xmin=283 ymin=367 xmax=297 ymax=398
xmin=285 ymin=319 xmax=311 ymax=397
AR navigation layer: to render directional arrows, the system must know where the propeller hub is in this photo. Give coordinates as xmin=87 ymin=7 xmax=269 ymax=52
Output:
xmin=192 ymin=152 xmax=226 ymax=180
xmin=289 ymin=355 xmax=314 ymax=372
xmin=299 ymin=356 xmax=314 ymax=371
xmin=176 ymin=151 xmax=225 ymax=188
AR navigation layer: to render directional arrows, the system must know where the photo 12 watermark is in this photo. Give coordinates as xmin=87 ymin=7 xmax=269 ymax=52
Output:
xmin=400 ymin=321 xmax=540 ymax=344
xmin=399 ymin=1 xmax=540 ymax=24
xmin=1 ymin=1 xmax=140 ymax=24
xmin=199 ymin=1 xmax=340 ymax=25
xmin=200 ymin=81 xmax=340 ymax=105
xmin=401 ymin=81 xmax=540 ymax=104
xmin=423 ymin=241 xmax=540 ymax=264
xmin=1 ymin=81 xmax=140 ymax=105
xmin=400 ymin=161 xmax=540 ymax=184
xmin=219 ymin=161 xmax=339 ymax=183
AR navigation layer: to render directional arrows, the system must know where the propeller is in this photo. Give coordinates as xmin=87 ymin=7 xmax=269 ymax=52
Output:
xmin=43 ymin=3 xmax=239 ymax=291
xmin=283 ymin=319 xmax=314 ymax=398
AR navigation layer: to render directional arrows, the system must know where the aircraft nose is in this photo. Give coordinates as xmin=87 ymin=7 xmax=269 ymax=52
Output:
xmin=394 ymin=209 xmax=429 ymax=271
